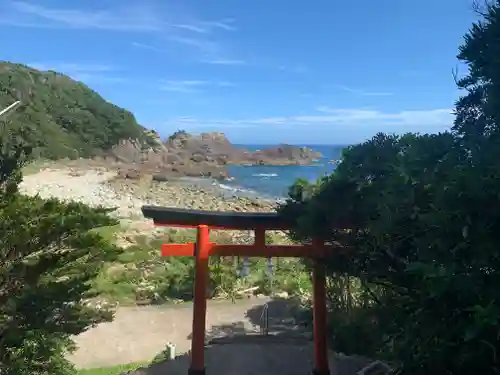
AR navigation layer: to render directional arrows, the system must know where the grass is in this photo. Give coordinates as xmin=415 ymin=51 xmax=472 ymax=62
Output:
xmin=90 ymin=226 xmax=311 ymax=305
xmin=91 ymin=224 xmax=123 ymax=243
xmin=76 ymin=362 xmax=147 ymax=375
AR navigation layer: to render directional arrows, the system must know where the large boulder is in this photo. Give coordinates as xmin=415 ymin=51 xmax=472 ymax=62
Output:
xmin=246 ymin=144 xmax=322 ymax=165
xmin=111 ymin=139 xmax=167 ymax=167
xmin=153 ymin=161 xmax=229 ymax=181
xmin=165 ymin=130 xmax=234 ymax=155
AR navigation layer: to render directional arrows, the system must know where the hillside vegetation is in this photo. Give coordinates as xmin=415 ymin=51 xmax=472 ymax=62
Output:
xmin=0 ymin=61 xmax=155 ymax=159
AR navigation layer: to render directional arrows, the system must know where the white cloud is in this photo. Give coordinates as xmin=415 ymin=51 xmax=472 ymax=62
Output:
xmin=162 ymin=107 xmax=454 ymax=133
xmin=2 ymin=1 xmax=164 ymax=31
xmin=171 ymin=24 xmax=209 ymax=33
xmin=201 ymin=59 xmax=246 ymax=65
xmin=161 ymin=80 xmax=208 ymax=93
xmin=171 ymin=19 xmax=236 ymax=33
xmin=160 ymin=79 xmax=235 ymax=93
xmin=200 ymin=19 xmax=236 ymax=32
xmin=167 ymin=36 xmax=221 ymax=55
xmin=132 ymin=38 xmax=222 ymax=58
xmin=131 ymin=42 xmax=164 ymax=52
xmin=1 ymin=1 xmax=237 ymax=35
xmin=131 ymin=41 xmax=245 ymax=66
xmin=165 ymin=117 xmax=252 ymax=129
xmin=334 ymin=85 xmax=393 ymax=96
xmin=312 ymin=107 xmax=452 ymax=127
xmin=1 ymin=2 xmax=293 ymax=74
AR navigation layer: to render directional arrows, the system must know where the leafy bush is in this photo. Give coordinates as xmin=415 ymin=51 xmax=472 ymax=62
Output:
xmin=150 ymin=344 xmax=175 ymax=365
xmin=278 ymin=2 xmax=500 ymax=374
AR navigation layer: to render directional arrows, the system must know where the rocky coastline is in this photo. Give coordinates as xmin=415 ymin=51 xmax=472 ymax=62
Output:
xmin=19 ymin=160 xmax=285 ymax=246
xmin=108 ymin=130 xmax=322 ymax=180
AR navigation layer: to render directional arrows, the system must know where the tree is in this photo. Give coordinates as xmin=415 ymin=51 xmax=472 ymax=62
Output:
xmin=279 ymin=2 xmax=500 ymax=374
xmin=0 ymin=127 xmax=122 ymax=375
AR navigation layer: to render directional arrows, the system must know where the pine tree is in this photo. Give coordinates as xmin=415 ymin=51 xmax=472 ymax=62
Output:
xmin=0 ymin=127 xmax=121 ymax=374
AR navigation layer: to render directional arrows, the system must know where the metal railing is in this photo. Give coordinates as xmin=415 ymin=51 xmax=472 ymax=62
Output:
xmin=259 ymin=302 xmax=269 ymax=335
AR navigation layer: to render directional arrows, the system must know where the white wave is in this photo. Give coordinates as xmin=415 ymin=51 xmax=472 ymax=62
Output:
xmin=218 ymin=183 xmax=251 ymax=194
xmin=218 ymin=182 xmax=284 ymax=202
xmin=252 ymin=173 xmax=278 ymax=177
xmin=218 ymin=183 xmax=239 ymax=191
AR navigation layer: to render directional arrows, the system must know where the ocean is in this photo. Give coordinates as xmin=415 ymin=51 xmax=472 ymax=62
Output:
xmin=218 ymin=144 xmax=348 ymax=200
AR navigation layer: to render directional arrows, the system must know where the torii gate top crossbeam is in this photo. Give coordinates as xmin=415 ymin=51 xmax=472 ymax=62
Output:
xmin=141 ymin=205 xmax=290 ymax=230
xmin=141 ymin=205 xmax=335 ymax=258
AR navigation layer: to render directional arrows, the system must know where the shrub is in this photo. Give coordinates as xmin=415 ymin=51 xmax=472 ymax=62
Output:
xmin=278 ymin=2 xmax=500 ymax=373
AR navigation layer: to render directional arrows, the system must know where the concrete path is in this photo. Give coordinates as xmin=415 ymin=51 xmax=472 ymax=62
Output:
xmin=130 ymin=342 xmax=373 ymax=375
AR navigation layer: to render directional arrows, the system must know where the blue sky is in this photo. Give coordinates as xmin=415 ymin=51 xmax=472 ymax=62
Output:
xmin=1 ymin=0 xmax=478 ymax=144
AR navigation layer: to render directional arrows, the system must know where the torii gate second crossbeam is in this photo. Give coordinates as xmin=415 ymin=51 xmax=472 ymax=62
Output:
xmin=142 ymin=205 xmax=333 ymax=375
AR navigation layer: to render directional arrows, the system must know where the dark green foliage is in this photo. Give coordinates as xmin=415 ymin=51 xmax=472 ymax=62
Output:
xmin=279 ymin=2 xmax=500 ymax=374
xmin=0 ymin=126 xmax=122 ymax=374
xmin=167 ymin=129 xmax=188 ymax=141
xmin=0 ymin=61 xmax=156 ymax=159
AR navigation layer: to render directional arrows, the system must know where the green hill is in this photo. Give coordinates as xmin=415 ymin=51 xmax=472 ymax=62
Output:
xmin=0 ymin=61 xmax=155 ymax=159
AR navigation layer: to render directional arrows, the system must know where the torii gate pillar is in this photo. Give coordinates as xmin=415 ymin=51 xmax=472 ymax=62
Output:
xmin=189 ymin=225 xmax=210 ymax=375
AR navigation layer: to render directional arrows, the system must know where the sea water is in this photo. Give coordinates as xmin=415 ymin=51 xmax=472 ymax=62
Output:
xmin=218 ymin=144 xmax=348 ymax=200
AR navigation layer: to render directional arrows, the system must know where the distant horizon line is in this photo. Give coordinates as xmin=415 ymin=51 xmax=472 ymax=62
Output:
xmin=233 ymin=143 xmax=352 ymax=146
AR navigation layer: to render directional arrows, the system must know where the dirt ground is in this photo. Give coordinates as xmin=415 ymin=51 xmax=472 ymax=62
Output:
xmin=69 ymin=297 xmax=374 ymax=375
xmin=69 ymin=297 xmax=275 ymax=368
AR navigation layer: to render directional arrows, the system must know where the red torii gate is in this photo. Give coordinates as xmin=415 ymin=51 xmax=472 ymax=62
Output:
xmin=142 ymin=205 xmax=333 ymax=375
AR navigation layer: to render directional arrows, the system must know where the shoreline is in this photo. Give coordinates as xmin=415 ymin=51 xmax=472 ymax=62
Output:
xmin=174 ymin=176 xmax=286 ymax=204
xmin=19 ymin=164 xmax=280 ymax=220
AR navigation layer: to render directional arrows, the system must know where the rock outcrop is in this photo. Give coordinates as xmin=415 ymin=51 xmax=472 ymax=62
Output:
xmin=163 ymin=131 xmax=322 ymax=166
xmin=234 ymin=144 xmax=322 ymax=166
xmin=108 ymin=131 xmax=322 ymax=180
